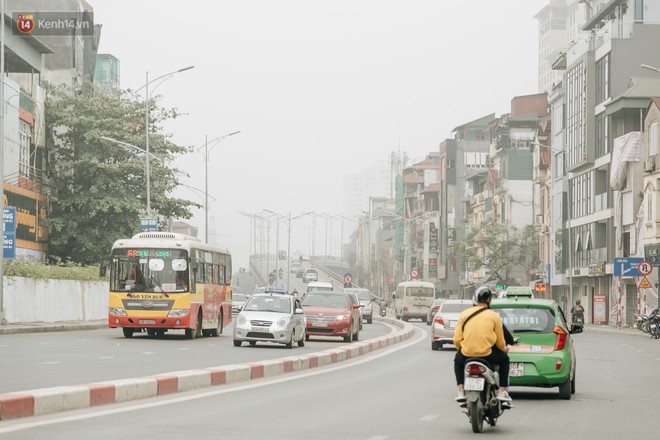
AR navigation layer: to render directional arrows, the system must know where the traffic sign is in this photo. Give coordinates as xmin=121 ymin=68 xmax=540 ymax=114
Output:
xmin=410 ymin=269 xmax=419 ymax=280
xmin=639 ymin=276 xmax=652 ymax=289
xmin=343 ymin=273 xmax=353 ymax=288
xmin=638 ymin=260 xmax=653 ymax=276
xmin=613 ymin=257 xmax=643 ymax=277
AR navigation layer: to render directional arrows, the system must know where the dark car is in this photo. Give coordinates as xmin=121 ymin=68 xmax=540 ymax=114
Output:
xmin=301 ymin=291 xmax=361 ymax=342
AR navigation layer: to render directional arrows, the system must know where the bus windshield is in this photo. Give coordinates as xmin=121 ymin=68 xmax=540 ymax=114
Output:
xmin=110 ymin=248 xmax=189 ymax=293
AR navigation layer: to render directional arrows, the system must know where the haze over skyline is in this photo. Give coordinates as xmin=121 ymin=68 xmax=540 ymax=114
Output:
xmin=91 ymin=0 xmax=548 ymax=268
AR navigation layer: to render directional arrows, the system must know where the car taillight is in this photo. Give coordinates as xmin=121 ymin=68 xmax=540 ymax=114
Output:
xmin=434 ymin=314 xmax=445 ymax=326
xmin=555 ymin=359 xmax=563 ymax=371
xmin=466 ymin=364 xmax=486 ymax=375
xmin=553 ymin=325 xmax=567 ymax=350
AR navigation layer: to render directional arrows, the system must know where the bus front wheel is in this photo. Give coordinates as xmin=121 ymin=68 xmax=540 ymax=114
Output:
xmin=122 ymin=327 xmax=134 ymax=338
xmin=186 ymin=313 xmax=203 ymax=339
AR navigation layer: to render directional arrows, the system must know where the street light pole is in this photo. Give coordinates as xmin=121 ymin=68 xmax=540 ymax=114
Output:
xmin=0 ymin=0 xmax=6 ymax=325
xmin=200 ymin=131 xmax=240 ymax=243
xmin=142 ymin=65 xmax=194 ymax=218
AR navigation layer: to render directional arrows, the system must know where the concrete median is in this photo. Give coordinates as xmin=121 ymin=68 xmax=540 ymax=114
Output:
xmin=0 ymin=316 xmax=412 ymax=421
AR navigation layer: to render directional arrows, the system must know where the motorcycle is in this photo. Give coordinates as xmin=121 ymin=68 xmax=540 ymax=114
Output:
xmin=379 ymin=302 xmax=387 ymax=317
xmin=461 ymin=358 xmax=513 ymax=433
xmin=571 ymin=314 xmax=584 ymax=333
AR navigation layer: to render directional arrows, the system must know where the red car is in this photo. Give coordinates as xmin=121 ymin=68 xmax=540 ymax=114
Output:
xmin=302 ymin=291 xmax=361 ymax=342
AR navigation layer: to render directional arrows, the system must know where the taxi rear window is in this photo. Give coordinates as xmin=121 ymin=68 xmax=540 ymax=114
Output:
xmin=492 ymin=307 xmax=555 ymax=333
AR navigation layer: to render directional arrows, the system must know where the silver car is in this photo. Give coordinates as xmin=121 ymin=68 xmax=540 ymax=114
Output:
xmin=233 ymin=293 xmax=306 ymax=348
xmin=431 ymin=299 xmax=473 ymax=350
xmin=232 ymin=293 xmax=250 ymax=316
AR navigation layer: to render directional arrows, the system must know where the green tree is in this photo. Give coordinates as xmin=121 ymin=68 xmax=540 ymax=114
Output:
xmin=44 ymin=80 xmax=199 ymax=265
xmin=446 ymin=221 xmax=539 ymax=283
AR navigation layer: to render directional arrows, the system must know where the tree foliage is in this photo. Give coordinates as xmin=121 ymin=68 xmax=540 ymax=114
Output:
xmin=44 ymin=80 xmax=200 ymax=265
xmin=445 ymin=221 xmax=539 ymax=283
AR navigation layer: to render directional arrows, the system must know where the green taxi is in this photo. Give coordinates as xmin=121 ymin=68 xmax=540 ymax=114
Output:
xmin=490 ymin=297 xmax=576 ymax=399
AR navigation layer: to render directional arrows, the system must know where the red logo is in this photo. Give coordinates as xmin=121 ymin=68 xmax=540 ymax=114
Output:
xmin=17 ymin=14 xmax=35 ymax=34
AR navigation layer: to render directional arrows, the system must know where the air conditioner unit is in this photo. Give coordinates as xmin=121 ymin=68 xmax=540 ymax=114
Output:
xmin=644 ymin=156 xmax=656 ymax=172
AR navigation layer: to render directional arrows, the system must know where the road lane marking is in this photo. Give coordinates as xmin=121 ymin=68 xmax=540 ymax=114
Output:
xmin=97 ymin=356 xmax=115 ymax=359
xmin=140 ymin=352 xmax=155 ymax=355
xmin=41 ymin=361 xmax=62 ymax=365
xmin=0 ymin=322 xmax=425 ymax=434
xmin=365 ymin=436 xmax=389 ymax=440
xmin=419 ymin=415 xmax=438 ymax=421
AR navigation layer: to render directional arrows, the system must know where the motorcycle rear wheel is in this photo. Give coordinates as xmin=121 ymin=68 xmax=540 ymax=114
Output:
xmin=469 ymin=399 xmax=484 ymax=433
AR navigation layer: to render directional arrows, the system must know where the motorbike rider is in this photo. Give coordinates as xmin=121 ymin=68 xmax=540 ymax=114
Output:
xmin=571 ymin=300 xmax=585 ymax=319
xmin=453 ymin=286 xmax=513 ymax=404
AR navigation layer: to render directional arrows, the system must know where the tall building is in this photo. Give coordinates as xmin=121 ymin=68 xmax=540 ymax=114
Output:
xmin=94 ymin=54 xmax=120 ymax=96
xmin=548 ymin=0 xmax=660 ymax=324
xmin=342 ymin=158 xmax=391 ymax=220
xmin=535 ymin=0 xmax=568 ymax=95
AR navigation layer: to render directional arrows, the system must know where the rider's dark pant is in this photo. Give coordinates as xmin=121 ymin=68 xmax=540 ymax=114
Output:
xmin=454 ymin=347 xmax=510 ymax=388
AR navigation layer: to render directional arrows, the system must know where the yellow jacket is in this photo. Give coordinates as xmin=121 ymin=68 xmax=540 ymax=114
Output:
xmin=453 ymin=305 xmax=506 ymax=357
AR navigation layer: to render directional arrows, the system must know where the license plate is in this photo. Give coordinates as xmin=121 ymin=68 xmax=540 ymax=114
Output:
xmin=138 ymin=320 xmax=155 ymax=325
xmin=312 ymin=322 xmax=328 ymax=327
xmin=251 ymin=326 xmax=269 ymax=332
xmin=464 ymin=377 xmax=485 ymax=391
xmin=509 ymin=363 xmax=525 ymax=377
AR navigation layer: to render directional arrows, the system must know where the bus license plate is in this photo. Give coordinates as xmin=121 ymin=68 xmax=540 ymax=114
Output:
xmin=510 ymin=363 xmax=525 ymax=377
xmin=139 ymin=320 xmax=155 ymax=325
xmin=251 ymin=327 xmax=269 ymax=332
xmin=464 ymin=377 xmax=485 ymax=391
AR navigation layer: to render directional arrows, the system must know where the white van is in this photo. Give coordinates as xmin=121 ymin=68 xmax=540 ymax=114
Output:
xmin=394 ymin=281 xmax=435 ymax=322
xmin=305 ymin=281 xmax=333 ymax=295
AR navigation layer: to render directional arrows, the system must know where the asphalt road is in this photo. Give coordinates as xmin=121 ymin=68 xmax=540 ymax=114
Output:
xmin=0 ymin=318 xmax=392 ymax=394
xmin=2 ymin=322 xmax=659 ymax=439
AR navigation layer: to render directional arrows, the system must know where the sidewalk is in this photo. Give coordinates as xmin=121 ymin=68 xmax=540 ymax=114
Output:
xmin=584 ymin=323 xmax=645 ymax=337
xmin=0 ymin=320 xmax=107 ymax=335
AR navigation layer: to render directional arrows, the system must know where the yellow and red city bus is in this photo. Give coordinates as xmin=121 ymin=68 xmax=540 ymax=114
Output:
xmin=108 ymin=232 xmax=232 ymax=339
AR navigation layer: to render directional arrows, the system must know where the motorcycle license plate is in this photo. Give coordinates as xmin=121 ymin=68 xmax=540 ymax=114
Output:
xmin=509 ymin=363 xmax=525 ymax=377
xmin=464 ymin=377 xmax=485 ymax=391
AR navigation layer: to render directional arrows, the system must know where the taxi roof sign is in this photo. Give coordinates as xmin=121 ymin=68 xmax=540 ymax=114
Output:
xmin=264 ymin=286 xmax=287 ymax=294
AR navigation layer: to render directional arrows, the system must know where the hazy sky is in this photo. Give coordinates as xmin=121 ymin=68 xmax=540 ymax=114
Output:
xmin=91 ymin=0 xmax=548 ymax=269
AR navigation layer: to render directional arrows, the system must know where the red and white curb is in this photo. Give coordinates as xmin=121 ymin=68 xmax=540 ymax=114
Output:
xmin=0 ymin=317 xmax=412 ymax=420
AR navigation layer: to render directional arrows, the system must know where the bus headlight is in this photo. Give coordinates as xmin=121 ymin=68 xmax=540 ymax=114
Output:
xmin=108 ymin=307 xmax=127 ymax=316
xmin=168 ymin=309 xmax=190 ymax=317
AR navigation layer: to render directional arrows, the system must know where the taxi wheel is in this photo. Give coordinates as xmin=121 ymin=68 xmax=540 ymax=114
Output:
xmin=285 ymin=334 xmax=293 ymax=349
xmin=558 ymin=379 xmax=572 ymax=400
xmin=249 ymin=341 xmax=257 ymax=346
xmin=298 ymin=332 xmax=306 ymax=347
xmin=233 ymin=340 xmax=242 ymax=347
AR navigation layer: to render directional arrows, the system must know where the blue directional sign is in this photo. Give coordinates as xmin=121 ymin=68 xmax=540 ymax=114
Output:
xmin=613 ymin=257 xmax=643 ymax=277
xmin=3 ymin=207 xmax=16 ymax=259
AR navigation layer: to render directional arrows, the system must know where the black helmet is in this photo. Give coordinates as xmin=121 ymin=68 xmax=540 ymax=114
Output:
xmin=474 ymin=286 xmax=493 ymax=304
xmin=576 ymin=299 xmax=581 ymax=305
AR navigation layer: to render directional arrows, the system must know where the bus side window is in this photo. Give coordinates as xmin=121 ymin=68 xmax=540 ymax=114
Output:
xmin=217 ymin=264 xmax=225 ymax=285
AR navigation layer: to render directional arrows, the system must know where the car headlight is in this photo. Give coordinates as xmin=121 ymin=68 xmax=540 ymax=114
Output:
xmin=168 ymin=309 xmax=190 ymax=317
xmin=236 ymin=314 xmax=247 ymax=325
xmin=108 ymin=307 xmax=127 ymax=316
xmin=277 ymin=317 xmax=291 ymax=327
xmin=335 ymin=315 xmax=348 ymax=321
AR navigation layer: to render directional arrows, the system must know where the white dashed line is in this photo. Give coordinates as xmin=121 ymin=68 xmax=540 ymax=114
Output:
xmin=419 ymin=415 xmax=439 ymax=421
xmin=178 ymin=347 xmax=191 ymax=351
xmin=41 ymin=361 xmax=62 ymax=365
xmin=140 ymin=352 xmax=155 ymax=355
xmin=97 ymin=356 xmax=115 ymax=359
xmin=365 ymin=436 xmax=389 ymax=440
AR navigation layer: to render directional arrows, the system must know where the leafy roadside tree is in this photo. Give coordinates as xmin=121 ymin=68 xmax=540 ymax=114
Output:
xmin=44 ymin=80 xmax=200 ymax=265
xmin=445 ymin=221 xmax=539 ymax=284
